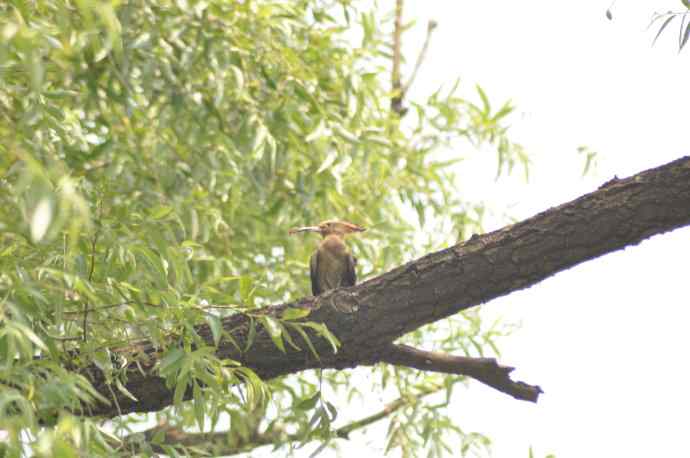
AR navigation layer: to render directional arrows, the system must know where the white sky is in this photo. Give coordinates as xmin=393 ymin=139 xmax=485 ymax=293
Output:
xmin=399 ymin=1 xmax=690 ymax=458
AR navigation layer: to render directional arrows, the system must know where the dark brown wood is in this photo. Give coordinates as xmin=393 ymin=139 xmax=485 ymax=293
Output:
xmin=379 ymin=344 xmax=542 ymax=402
xmin=81 ymin=156 xmax=690 ymax=418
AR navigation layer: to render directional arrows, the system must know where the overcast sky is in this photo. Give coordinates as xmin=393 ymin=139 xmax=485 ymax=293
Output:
xmin=399 ymin=1 xmax=690 ymax=457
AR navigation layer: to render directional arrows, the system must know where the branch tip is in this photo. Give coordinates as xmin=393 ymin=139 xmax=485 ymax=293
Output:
xmin=378 ymin=344 xmax=541 ymax=403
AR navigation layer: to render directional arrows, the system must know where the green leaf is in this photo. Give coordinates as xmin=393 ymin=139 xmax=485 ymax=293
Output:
xmin=173 ymin=376 xmax=189 ymax=406
xmin=206 ymin=314 xmax=223 ymax=347
xmin=193 ymin=382 xmax=205 ymax=432
xmin=325 ymin=400 xmax=338 ymax=421
xmin=290 ymin=323 xmax=320 ymax=360
xmin=149 ymin=205 xmax=174 ymax=220
xmin=115 ymin=378 xmax=138 ymax=402
xmin=30 ymin=198 xmax=53 ymax=242
xmin=281 ymin=307 xmax=311 ymax=321
xmin=261 ymin=316 xmax=285 ymax=353
xmin=279 ymin=322 xmax=301 ymax=351
xmin=680 ymin=20 xmax=690 ymax=50
xmin=230 ymin=65 xmax=245 ymax=93
xmin=316 ymin=151 xmax=338 ymax=174
xmin=244 ymin=319 xmax=256 ymax=353
xmin=159 ymin=347 xmax=185 ymax=378
xmin=296 ymin=392 xmax=320 ymax=411
xmin=239 ymin=276 xmax=254 ymax=305
xmin=476 ymin=84 xmax=490 ymax=114
xmin=302 ymin=322 xmax=340 ymax=354
xmin=251 ymin=123 xmax=268 ymax=161
xmin=653 ymin=14 xmax=676 ymax=45
xmin=305 ymin=119 xmax=326 ymax=142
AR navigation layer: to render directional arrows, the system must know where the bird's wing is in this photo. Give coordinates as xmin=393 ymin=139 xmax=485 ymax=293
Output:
xmin=343 ymin=253 xmax=357 ymax=288
xmin=309 ymin=251 xmax=321 ymax=296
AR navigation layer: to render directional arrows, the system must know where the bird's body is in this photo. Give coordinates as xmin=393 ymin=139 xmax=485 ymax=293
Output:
xmin=310 ymin=234 xmax=357 ymax=295
xmin=289 ymin=220 xmax=365 ymax=296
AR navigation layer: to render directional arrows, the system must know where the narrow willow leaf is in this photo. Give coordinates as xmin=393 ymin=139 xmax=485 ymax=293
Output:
xmin=290 ymin=324 xmax=320 ymax=360
xmin=281 ymin=307 xmax=311 ymax=321
xmin=680 ymin=21 xmax=690 ymax=50
xmin=158 ymin=347 xmax=185 ymax=377
xmin=653 ymin=15 xmax=676 ymax=45
xmin=244 ymin=318 xmax=256 ymax=352
xmin=476 ymin=84 xmax=490 ymax=114
xmin=305 ymin=119 xmax=326 ymax=142
xmin=30 ymin=198 xmax=53 ymax=242
xmin=279 ymin=322 xmax=301 ymax=351
xmin=230 ymin=65 xmax=245 ymax=93
xmin=296 ymin=392 xmax=320 ymax=411
xmin=206 ymin=314 xmax=222 ymax=347
xmin=193 ymin=382 xmax=205 ymax=432
xmin=149 ymin=205 xmax=174 ymax=220
xmin=173 ymin=376 xmax=189 ymax=406
xmin=261 ymin=316 xmax=285 ymax=353
xmin=115 ymin=378 xmax=138 ymax=402
xmin=316 ymin=151 xmax=338 ymax=174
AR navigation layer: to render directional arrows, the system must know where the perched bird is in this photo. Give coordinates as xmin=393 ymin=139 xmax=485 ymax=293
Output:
xmin=289 ymin=220 xmax=366 ymax=296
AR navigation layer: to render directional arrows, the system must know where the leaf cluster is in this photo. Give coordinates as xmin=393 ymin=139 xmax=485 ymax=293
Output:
xmin=0 ymin=1 xmax=526 ymax=456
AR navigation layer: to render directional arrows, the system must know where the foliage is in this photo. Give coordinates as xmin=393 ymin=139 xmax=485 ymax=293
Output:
xmin=607 ymin=2 xmax=690 ymax=52
xmin=0 ymin=0 xmax=526 ymax=456
xmin=649 ymin=6 xmax=690 ymax=52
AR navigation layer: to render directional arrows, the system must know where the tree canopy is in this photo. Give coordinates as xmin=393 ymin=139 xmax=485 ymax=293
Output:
xmin=0 ymin=1 xmax=528 ymax=456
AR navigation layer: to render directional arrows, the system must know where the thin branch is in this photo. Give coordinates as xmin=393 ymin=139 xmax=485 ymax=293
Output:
xmin=83 ymin=200 xmax=102 ymax=342
xmin=62 ymin=301 xmax=162 ymax=318
xmin=402 ymin=20 xmax=437 ymax=95
xmin=44 ymin=334 xmax=83 ymax=342
xmin=120 ymin=384 xmax=445 ymax=456
xmin=334 ymin=384 xmax=440 ymax=439
xmin=390 ymin=0 xmax=405 ymax=115
xmin=378 ymin=344 xmax=541 ymax=402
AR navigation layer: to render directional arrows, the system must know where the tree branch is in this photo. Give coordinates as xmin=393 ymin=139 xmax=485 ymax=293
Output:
xmin=74 ymin=156 xmax=690 ymax=418
xmin=391 ymin=0 xmax=405 ymax=115
xmin=402 ymin=20 xmax=437 ymax=96
xmin=120 ymin=384 xmax=444 ymax=456
xmin=378 ymin=344 xmax=541 ymax=402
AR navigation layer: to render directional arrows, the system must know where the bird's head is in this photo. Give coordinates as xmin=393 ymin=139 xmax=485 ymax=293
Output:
xmin=289 ymin=220 xmax=366 ymax=238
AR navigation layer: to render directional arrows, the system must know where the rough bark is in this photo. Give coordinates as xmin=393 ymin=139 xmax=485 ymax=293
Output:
xmin=81 ymin=156 xmax=690 ymax=418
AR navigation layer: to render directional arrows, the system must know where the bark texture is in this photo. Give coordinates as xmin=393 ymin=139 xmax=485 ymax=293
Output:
xmin=82 ymin=156 xmax=690 ymax=418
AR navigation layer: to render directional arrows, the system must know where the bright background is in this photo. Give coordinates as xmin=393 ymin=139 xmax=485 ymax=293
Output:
xmin=399 ymin=1 xmax=690 ymax=457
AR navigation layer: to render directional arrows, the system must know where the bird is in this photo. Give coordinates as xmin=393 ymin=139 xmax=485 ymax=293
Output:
xmin=289 ymin=220 xmax=366 ymax=296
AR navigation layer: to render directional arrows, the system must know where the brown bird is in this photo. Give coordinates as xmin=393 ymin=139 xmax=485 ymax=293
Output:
xmin=289 ymin=220 xmax=366 ymax=296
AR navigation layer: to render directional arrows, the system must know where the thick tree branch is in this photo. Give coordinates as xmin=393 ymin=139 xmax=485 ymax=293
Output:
xmin=77 ymin=156 xmax=690 ymax=418
xmin=378 ymin=344 xmax=542 ymax=402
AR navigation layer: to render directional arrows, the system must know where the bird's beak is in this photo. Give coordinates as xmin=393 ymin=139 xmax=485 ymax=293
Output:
xmin=344 ymin=222 xmax=366 ymax=233
xmin=289 ymin=226 xmax=321 ymax=235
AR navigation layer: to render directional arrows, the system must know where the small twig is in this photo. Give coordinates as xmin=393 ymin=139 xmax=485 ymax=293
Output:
xmin=390 ymin=0 xmax=405 ymax=115
xmin=83 ymin=200 xmax=102 ymax=341
xmin=119 ymin=383 xmax=445 ymax=455
xmin=402 ymin=20 xmax=438 ymax=95
xmin=62 ymin=300 xmax=162 ymax=318
xmin=335 ymin=383 xmax=441 ymax=439
xmin=106 ymin=382 xmax=123 ymax=418
xmin=390 ymin=2 xmax=437 ymax=116
xmin=45 ymin=334 xmax=84 ymax=342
